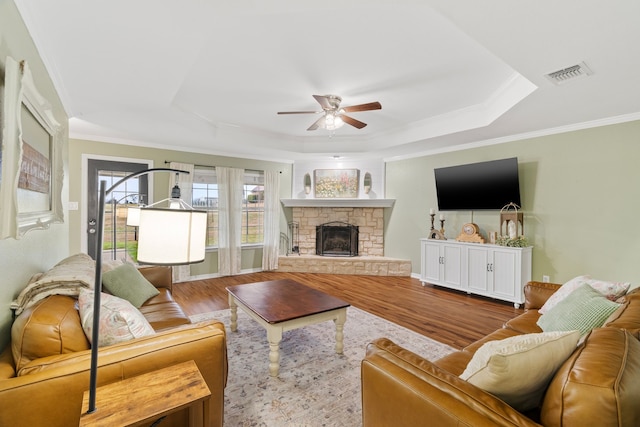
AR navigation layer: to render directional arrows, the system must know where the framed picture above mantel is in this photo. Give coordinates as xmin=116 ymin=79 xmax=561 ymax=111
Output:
xmin=0 ymin=58 xmax=64 ymax=239
xmin=292 ymin=158 xmax=385 ymax=199
xmin=313 ymin=169 xmax=359 ymax=198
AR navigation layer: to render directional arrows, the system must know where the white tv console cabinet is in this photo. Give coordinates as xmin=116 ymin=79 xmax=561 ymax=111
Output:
xmin=420 ymin=239 xmax=532 ymax=308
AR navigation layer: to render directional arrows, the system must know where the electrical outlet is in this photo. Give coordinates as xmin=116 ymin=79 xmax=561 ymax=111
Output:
xmin=68 ymin=201 xmax=79 ymax=211
xmin=542 ymin=275 xmax=550 ymax=283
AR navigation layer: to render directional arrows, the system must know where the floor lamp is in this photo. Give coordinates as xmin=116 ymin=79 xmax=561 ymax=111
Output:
xmin=87 ymin=168 xmax=207 ymax=414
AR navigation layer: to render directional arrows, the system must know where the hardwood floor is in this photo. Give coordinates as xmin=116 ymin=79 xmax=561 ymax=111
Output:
xmin=172 ymin=272 xmax=523 ymax=349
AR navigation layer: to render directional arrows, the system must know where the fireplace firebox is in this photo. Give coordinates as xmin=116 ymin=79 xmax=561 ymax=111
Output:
xmin=316 ymin=221 xmax=359 ymax=257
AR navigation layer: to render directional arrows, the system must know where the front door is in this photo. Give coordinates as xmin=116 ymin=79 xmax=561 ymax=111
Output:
xmin=87 ymin=159 xmax=150 ymax=261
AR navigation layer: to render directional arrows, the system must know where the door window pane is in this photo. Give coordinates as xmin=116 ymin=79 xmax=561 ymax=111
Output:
xmin=99 ymin=171 xmax=144 ymax=262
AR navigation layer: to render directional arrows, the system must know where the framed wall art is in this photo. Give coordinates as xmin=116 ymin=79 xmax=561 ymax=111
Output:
xmin=0 ymin=58 xmax=63 ymax=239
xmin=313 ymin=169 xmax=359 ymax=198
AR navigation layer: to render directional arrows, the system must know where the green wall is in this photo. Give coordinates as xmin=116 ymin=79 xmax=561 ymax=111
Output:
xmin=0 ymin=0 xmax=70 ymax=349
xmin=67 ymin=138 xmax=292 ymax=276
xmin=385 ymin=120 xmax=640 ymax=286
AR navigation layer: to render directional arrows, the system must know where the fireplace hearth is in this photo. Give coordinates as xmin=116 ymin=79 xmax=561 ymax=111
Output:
xmin=316 ymin=221 xmax=359 ymax=257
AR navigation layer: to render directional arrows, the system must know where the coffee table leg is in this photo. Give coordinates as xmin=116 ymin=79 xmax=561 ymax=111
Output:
xmin=266 ymin=326 xmax=283 ymax=377
xmin=334 ymin=309 xmax=347 ymax=354
xmin=228 ymin=295 xmax=238 ymax=332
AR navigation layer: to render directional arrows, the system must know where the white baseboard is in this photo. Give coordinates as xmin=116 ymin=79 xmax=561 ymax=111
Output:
xmin=182 ymin=267 xmax=264 ymax=283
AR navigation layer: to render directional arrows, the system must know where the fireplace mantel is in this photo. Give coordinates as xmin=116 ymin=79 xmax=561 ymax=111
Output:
xmin=280 ymin=199 xmax=395 ymax=208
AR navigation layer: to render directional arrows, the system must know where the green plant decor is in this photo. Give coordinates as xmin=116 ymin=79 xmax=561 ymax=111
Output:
xmin=496 ymin=235 xmax=530 ymax=247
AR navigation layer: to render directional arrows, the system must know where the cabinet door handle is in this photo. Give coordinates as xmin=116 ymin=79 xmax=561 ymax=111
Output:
xmin=487 ymin=263 xmax=494 ymax=272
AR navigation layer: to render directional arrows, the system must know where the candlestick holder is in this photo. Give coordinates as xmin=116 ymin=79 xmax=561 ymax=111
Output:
xmin=428 ymin=214 xmax=446 ymax=240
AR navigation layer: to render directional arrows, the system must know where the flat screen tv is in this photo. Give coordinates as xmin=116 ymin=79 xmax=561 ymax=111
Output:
xmin=434 ymin=157 xmax=521 ymax=211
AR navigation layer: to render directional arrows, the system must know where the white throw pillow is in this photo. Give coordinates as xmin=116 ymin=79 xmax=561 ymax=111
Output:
xmin=539 ymin=275 xmax=630 ymax=314
xmin=460 ymin=330 xmax=580 ymax=411
xmin=78 ymin=288 xmax=155 ymax=347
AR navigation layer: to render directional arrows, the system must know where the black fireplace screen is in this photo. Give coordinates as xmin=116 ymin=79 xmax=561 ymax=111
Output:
xmin=316 ymin=221 xmax=359 ymax=257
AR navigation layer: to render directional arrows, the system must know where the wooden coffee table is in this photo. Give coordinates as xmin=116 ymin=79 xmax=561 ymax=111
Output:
xmin=226 ymin=279 xmax=350 ymax=377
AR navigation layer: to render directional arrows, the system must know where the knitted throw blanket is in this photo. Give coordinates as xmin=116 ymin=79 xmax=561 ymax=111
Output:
xmin=11 ymin=253 xmax=96 ymax=316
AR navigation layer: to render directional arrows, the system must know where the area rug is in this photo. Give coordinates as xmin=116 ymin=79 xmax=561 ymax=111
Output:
xmin=190 ymin=307 xmax=455 ymax=426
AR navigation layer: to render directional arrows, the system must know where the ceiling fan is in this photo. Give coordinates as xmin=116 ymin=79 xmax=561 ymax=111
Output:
xmin=277 ymin=94 xmax=382 ymax=131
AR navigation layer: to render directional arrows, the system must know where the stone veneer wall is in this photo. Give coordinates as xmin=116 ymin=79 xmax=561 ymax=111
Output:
xmin=292 ymin=207 xmax=384 ymax=256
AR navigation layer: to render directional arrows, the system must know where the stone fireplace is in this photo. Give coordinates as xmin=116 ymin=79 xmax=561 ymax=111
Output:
xmin=276 ymin=201 xmax=411 ymax=276
xmin=292 ymin=206 xmax=384 ymax=257
xmin=316 ymin=221 xmax=359 ymax=257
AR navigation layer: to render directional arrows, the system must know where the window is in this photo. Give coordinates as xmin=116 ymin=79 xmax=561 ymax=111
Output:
xmin=192 ymin=167 xmax=264 ymax=248
xmin=192 ymin=168 xmax=219 ymax=247
xmin=242 ymin=172 xmax=264 ymax=244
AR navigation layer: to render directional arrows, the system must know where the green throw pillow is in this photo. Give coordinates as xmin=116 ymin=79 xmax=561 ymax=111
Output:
xmin=102 ymin=263 xmax=159 ymax=308
xmin=537 ymin=283 xmax=620 ymax=336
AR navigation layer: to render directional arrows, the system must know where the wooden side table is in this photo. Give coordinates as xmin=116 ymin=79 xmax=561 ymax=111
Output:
xmin=79 ymin=360 xmax=211 ymax=427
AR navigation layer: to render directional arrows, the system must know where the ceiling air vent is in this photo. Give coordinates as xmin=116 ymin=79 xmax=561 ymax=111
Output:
xmin=545 ymin=62 xmax=593 ymax=85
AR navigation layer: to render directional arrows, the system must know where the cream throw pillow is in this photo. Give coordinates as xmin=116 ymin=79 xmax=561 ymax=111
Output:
xmin=78 ymin=288 xmax=155 ymax=347
xmin=460 ymin=330 xmax=580 ymax=411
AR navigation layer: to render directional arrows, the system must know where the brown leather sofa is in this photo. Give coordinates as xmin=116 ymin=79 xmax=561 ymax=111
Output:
xmin=0 ymin=265 xmax=227 ymax=427
xmin=362 ymin=281 xmax=640 ymax=426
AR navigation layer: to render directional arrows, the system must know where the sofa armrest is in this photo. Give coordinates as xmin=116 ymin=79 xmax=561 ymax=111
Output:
xmin=138 ymin=265 xmax=173 ymax=292
xmin=362 ymin=338 xmax=541 ymax=427
xmin=524 ymin=281 xmax=561 ymax=310
xmin=0 ymin=347 xmax=15 ymax=379
xmin=0 ymin=320 xmax=227 ymax=427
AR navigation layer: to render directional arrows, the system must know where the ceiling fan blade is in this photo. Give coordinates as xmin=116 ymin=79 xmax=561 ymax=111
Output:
xmin=313 ymin=95 xmax=333 ymax=110
xmin=342 ymin=101 xmax=382 ymax=113
xmin=340 ymin=114 xmax=367 ymax=129
xmin=307 ymin=116 xmax=325 ymax=131
xmin=277 ymin=111 xmax=321 ymax=115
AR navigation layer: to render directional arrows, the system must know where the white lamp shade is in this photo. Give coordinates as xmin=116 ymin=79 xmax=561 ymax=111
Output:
xmin=126 ymin=206 xmax=140 ymax=226
xmin=136 ymin=208 xmax=207 ymax=265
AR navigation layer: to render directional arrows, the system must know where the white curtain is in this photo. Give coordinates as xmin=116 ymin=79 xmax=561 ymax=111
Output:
xmin=0 ymin=57 xmax=24 ymax=239
xmin=261 ymin=170 xmax=281 ymax=270
xmin=168 ymin=162 xmax=195 ymax=282
xmin=218 ymin=166 xmax=244 ymax=276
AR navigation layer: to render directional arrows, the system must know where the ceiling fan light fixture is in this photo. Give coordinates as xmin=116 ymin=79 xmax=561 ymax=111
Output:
xmin=278 ymin=94 xmax=380 ymax=131
xmin=324 ymin=111 xmax=344 ymax=130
